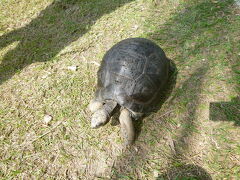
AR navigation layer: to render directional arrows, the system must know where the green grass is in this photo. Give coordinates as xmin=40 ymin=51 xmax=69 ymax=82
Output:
xmin=0 ymin=0 xmax=240 ymax=179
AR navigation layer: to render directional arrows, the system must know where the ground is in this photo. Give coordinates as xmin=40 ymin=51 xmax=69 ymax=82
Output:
xmin=0 ymin=0 xmax=239 ymax=179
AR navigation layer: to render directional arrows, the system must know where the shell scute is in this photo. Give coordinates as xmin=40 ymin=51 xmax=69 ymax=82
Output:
xmin=95 ymin=38 xmax=169 ymax=112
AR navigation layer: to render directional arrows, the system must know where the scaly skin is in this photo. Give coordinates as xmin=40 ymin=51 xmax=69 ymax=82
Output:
xmin=88 ymin=100 xmax=103 ymax=113
xmin=88 ymin=100 xmax=135 ymax=144
xmin=119 ymin=109 xmax=134 ymax=145
xmin=88 ymin=99 xmax=117 ymax=129
xmin=91 ymin=109 xmax=108 ymax=128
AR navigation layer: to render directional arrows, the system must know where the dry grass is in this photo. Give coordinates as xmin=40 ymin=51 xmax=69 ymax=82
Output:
xmin=0 ymin=0 xmax=240 ymax=179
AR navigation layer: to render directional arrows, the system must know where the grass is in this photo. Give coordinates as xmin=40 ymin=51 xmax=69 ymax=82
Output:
xmin=0 ymin=0 xmax=240 ymax=179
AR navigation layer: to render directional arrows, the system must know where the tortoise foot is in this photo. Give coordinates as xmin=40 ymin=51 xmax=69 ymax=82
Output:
xmin=91 ymin=109 xmax=108 ymax=128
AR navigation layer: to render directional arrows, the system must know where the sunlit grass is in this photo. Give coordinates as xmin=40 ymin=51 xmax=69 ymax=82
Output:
xmin=0 ymin=0 xmax=239 ymax=179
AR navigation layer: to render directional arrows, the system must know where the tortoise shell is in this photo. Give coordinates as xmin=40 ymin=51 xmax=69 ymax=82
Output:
xmin=95 ymin=38 xmax=169 ymax=113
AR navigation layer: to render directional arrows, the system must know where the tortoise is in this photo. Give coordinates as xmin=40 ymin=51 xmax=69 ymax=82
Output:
xmin=88 ymin=38 xmax=170 ymax=145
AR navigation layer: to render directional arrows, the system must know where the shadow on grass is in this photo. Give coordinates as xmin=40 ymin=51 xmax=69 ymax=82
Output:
xmin=0 ymin=0 xmax=134 ymax=85
xmin=210 ymin=96 xmax=240 ymax=126
xmin=157 ymin=164 xmax=212 ymax=180
xmin=156 ymin=64 xmax=210 ymax=180
xmin=111 ymin=0 xmax=235 ymax=179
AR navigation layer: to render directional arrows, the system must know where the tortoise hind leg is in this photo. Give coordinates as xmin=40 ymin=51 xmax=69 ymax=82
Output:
xmin=119 ymin=108 xmax=135 ymax=145
xmin=91 ymin=100 xmax=117 ymax=128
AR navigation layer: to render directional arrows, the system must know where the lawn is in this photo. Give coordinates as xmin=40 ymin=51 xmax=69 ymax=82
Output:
xmin=0 ymin=0 xmax=239 ymax=179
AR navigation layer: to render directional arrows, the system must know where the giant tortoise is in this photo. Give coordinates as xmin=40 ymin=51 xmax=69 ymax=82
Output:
xmin=88 ymin=38 xmax=170 ymax=145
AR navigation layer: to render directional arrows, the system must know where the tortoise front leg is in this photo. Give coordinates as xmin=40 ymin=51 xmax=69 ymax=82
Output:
xmin=90 ymin=100 xmax=117 ymax=129
xmin=119 ymin=108 xmax=135 ymax=145
xmin=88 ymin=99 xmax=103 ymax=113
